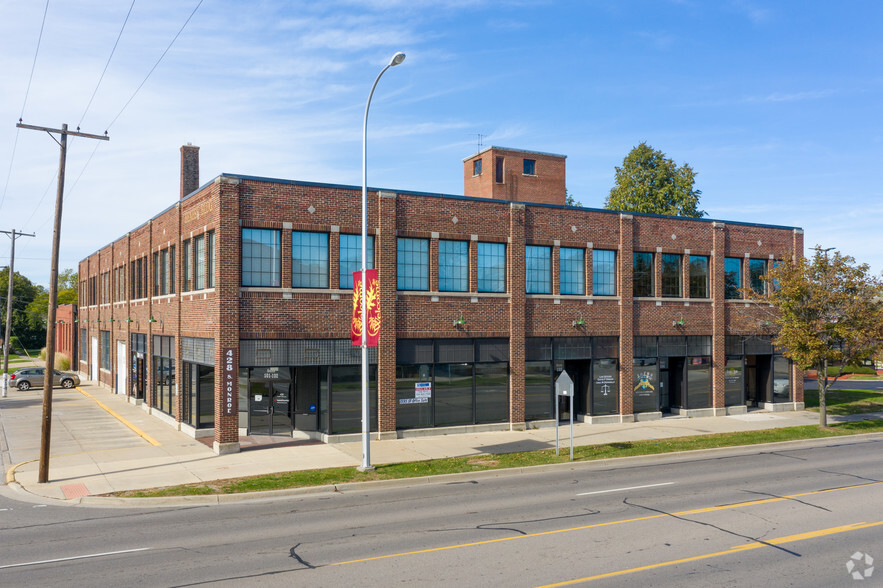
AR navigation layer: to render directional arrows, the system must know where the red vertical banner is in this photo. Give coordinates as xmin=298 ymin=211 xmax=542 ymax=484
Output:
xmin=351 ymin=269 xmax=380 ymax=347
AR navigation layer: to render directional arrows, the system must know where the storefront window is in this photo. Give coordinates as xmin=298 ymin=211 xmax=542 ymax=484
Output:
xmin=396 ymin=364 xmax=433 ymax=429
xmin=633 ymin=357 xmax=658 ymax=413
xmin=435 ymin=363 xmax=474 ymax=426
xmin=525 ymin=361 xmax=552 ymax=420
xmin=475 ymin=363 xmax=509 ymax=423
xmin=724 ymin=356 xmax=743 ymax=406
xmin=687 ymin=356 xmax=711 ymax=408
xmin=773 ymin=356 xmax=791 ymax=402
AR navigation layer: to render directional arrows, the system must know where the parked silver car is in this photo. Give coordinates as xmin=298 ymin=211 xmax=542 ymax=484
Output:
xmin=9 ymin=367 xmax=80 ymax=391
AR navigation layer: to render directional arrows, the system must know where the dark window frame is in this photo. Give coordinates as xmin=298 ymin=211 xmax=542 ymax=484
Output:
xmin=633 ymin=252 xmax=654 ymax=297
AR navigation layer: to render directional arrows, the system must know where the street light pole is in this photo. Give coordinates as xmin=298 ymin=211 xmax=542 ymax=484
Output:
xmin=359 ymin=51 xmax=405 ymax=471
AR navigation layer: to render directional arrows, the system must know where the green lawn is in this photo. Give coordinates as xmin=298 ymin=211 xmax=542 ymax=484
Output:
xmin=804 ymin=388 xmax=883 ymax=415
xmin=117 ymin=419 xmax=883 ymax=498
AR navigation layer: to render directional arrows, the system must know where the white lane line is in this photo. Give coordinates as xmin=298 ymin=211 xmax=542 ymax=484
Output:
xmin=0 ymin=548 xmax=151 ymax=569
xmin=577 ymin=481 xmax=675 ymax=496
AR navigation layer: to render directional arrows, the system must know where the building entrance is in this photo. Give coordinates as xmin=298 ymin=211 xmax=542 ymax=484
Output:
xmin=248 ymin=380 xmax=292 ymax=436
xmin=745 ymin=355 xmax=771 ymax=406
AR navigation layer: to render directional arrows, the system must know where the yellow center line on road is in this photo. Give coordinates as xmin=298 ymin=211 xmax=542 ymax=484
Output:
xmin=538 ymin=520 xmax=883 ymax=586
xmin=75 ymin=387 xmax=161 ymax=446
xmin=330 ymin=480 xmax=883 ymax=567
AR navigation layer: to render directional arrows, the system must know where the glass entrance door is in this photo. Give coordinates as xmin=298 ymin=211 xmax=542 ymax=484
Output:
xmin=248 ymin=381 xmax=293 ymax=436
xmin=249 ymin=382 xmax=272 ymax=435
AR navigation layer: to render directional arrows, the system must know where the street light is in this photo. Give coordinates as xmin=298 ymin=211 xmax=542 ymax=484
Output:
xmin=359 ymin=51 xmax=405 ymax=471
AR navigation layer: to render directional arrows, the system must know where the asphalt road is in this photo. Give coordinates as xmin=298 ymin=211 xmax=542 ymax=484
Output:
xmin=1 ymin=434 xmax=881 ymax=587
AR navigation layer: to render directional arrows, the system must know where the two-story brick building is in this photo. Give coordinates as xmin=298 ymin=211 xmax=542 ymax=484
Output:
xmin=76 ymin=145 xmax=803 ymax=454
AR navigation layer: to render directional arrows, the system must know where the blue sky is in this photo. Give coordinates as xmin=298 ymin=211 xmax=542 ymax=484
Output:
xmin=1 ymin=0 xmax=881 ymax=286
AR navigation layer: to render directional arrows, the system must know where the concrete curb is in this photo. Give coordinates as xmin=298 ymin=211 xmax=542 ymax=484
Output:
xmin=36 ymin=430 xmax=882 ymax=509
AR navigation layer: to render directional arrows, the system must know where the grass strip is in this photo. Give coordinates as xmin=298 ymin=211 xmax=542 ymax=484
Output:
xmin=803 ymin=388 xmax=883 ymax=415
xmin=115 ymin=419 xmax=883 ymax=498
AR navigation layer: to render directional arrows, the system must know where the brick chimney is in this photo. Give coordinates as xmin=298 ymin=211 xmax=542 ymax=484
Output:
xmin=180 ymin=143 xmax=200 ymax=199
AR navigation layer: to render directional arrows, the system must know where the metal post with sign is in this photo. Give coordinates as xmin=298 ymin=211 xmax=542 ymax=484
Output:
xmin=555 ymin=370 xmax=574 ymax=461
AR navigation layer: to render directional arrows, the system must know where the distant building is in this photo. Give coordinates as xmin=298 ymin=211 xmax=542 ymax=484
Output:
xmin=77 ymin=145 xmax=804 ymax=454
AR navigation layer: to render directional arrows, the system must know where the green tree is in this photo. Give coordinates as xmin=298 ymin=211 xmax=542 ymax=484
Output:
xmin=0 ymin=268 xmax=44 ymax=349
xmin=753 ymin=248 xmax=883 ymax=427
xmin=25 ymin=268 xmax=78 ymax=334
xmin=565 ymin=190 xmax=582 ymax=207
xmin=605 ymin=142 xmax=705 ymax=218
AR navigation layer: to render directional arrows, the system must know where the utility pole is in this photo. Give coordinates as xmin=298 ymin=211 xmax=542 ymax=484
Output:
xmin=16 ymin=122 xmax=109 ymax=483
xmin=1 ymin=229 xmax=36 ymax=398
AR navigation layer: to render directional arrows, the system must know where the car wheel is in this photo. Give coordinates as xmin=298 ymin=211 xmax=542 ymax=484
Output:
xmin=61 ymin=379 xmax=74 ymax=389
xmin=18 ymin=381 xmax=31 ymax=391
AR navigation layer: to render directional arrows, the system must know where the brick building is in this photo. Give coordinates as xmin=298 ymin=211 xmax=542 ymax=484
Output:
xmin=77 ymin=145 xmax=804 ymax=454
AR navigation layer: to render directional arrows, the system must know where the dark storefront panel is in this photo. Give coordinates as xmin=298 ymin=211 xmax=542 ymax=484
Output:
xmin=475 ymin=363 xmax=509 ymax=423
xmin=396 ymin=364 xmax=433 ymax=429
xmin=591 ymin=359 xmax=618 ymax=415
xmin=724 ymin=356 xmax=744 ymax=406
xmin=633 ymin=358 xmax=658 ymax=413
xmin=686 ymin=356 xmax=712 ymax=408
xmin=435 ymin=363 xmax=474 ymax=426
xmin=525 ymin=361 xmax=553 ymax=420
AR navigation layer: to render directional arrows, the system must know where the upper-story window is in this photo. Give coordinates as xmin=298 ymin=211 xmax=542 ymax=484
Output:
xmin=661 ymin=253 xmax=682 ymax=297
xmin=397 ymin=237 xmax=429 ymax=291
xmin=477 ymin=242 xmax=506 ymax=293
xmin=749 ymin=259 xmax=767 ymax=295
xmin=560 ymin=247 xmax=585 ymax=295
xmin=724 ymin=257 xmax=742 ymax=299
xmin=473 ymin=159 xmax=482 ymax=176
xmin=153 ymin=246 xmax=175 ymax=296
xmin=183 ymin=239 xmax=192 ymax=291
xmin=523 ymin=159 xmax=536 ymax=176
xmin=130 ymin=257 xmax=147 ymax=300
xmin=592 ymin=249 xmax=616 ymax=296
xmin=495 ymin=156 xmax=504 ymax=183
xmin=339 ymin=234 xmax=374 ymax=289
xmin=633 ymin=252 xmax=654 ymax=297
xmin=526 ymin=245 xmax=551 ymax=294
xmin=292 ymin=231 xmax=329 ymax=288
xmin=689 ymin=255 xmax=709 ymax=298
xmin=242 ymin=228 xmax=281 ymax=287
xmin=439 ymin=240 xmax=468 ymax=292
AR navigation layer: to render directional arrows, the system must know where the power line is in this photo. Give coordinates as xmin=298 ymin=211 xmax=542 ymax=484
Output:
xmin=106 ymin=0 xmax=205 ymax=131
xmin=19 ymin=0 xmax=51 ymax=121
xmin=30 ymin=0 xmax=203 ymax=230
xmin=78 ymin=0 xmax=137 ymax=129
xmin=0 ymin=0 xmax=52 ymax=214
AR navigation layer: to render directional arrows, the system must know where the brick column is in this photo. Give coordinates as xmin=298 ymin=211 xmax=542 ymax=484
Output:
xmin=682 ymin=249 xmax=691 ymax=299
xmin=429 ymin=232 xmax=439 ymax=293
xmin=174 ymin=202 xmax=184 ymax=424
xmin=585 ymin=243 xmax=593 ymax=296
xmin=552 ymin=240 xmax=560 ymax=295
xmin=146 ymin=220 xmax=155 ymax=408
xmin=329 ymin=227 xmax=340 ymax=289
xmin=618 ymin=214 xmax=634 ymax=420
xmin=711 ymin=222 xmax=727 ymax=413
xmin=508 ymin=203 xmax=526 ymax=428
xmin=377 ymin=191 xmax=398 ymax=435
xmin=469 ymin=234 xmax=478 ymax=292
xmin=213 ymin=177 xmax=241 ymax=454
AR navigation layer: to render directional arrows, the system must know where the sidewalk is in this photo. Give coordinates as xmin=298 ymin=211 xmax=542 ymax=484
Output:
xmin=1 ymin=380 xmax=879 ymax=504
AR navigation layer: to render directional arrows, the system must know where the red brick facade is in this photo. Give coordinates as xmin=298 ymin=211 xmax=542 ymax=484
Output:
xmin=77 ymin=148 xmax=804 ymax=454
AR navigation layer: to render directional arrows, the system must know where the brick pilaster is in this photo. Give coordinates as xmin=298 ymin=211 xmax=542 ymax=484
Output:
xmin=712 ymin=222 xmax=727 ymax=410
xmin=508 ymin=203 xmax=526 ymax=426
xmin=619 ymin=214 xmax=634 ymax=417
xmin=377 ymin=191 xmax=398 ymax=433
xmin=213 ymin=177 xmax=241 ymax=453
